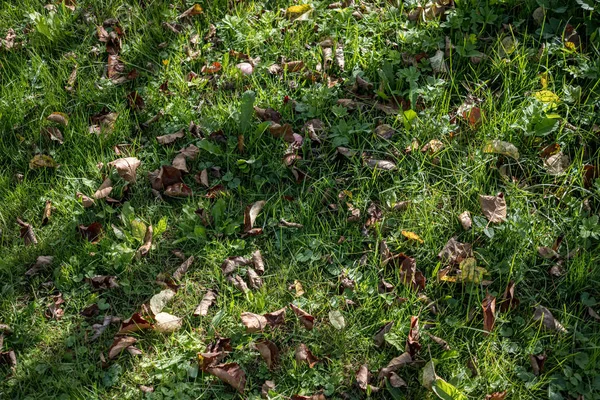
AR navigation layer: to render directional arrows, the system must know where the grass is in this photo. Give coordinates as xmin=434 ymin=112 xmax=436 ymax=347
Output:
xmin=1 ymin=0 xmax=600 ymax=399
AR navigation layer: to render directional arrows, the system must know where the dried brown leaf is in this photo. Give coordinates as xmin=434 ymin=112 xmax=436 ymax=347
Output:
xmin=108 ymin=336 xmax=137 ymax=359
xmin=77 ymin=222 xmax=103 ymax=243
xmin=295 ymin=343 xmax=319 ymax=368
xmin=206 ymin=363 xmax=246 ymax=394
xmin=108 ymin=157 xmax=140 ymax=182
xmin=156 ymin=129 xmax=185 ymax=145
xmin=194 ymin=290 xmax=217 ymax=316
xmin=533 ymin=305 xmax=567 ymax=333
xmin=290 ymin=303 xmax=314 ymax=330
xmin=254 ymin=339 xmax=279 ymax=369
xmin=479 ymin=193 xmax=507 ymax=223
xmin=244 ymin=200 xmax=266 ymax=233
xmin=482 ymin=293 xmax=496 ymax=335
xmin=373 ymin=321 xmax=393 ymax=347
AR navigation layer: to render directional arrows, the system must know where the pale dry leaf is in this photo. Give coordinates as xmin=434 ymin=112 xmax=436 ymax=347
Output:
xmin=533 ymin=305 xmax=566 ymax=333
xmin=150 ymin=289 xmax=176 ymax=315
xmin=25 ymin=255 xmax=54 ymax=276
xmin=108 ymin=157 xmax=140 ymax=182
xmin=194 ymin=290 xmax=217 ymax=316
xmin=254 ymin=339 xmax=279 ymax=369
xmin=244 ymin=200 xmax=266 ymax=233
xmin=483 ymin=140 xmax=520 ymax=160
xmin=295 ymin=343 xmax=319 ymax=368
xmin=206 ymin=363 xmax=246 ymax=394
xmin=154 ymin=312 xmax=183 ymax=333
xmin=247 ymin=268 xmax=263 ymax=290
xmin=240 ymin=312 xmax=268 ymax=333
xmin=479 ymin=193 xmax=507 ymax=223
xmin=108 ymin=336 xmax=137 ymax=359
xmin=156 ymin=129 xmax=185 ymax=145
xmin=459 ymin=211 xmax=472 ymax=230
xmin=173 ymin=256 xmax=194 ymax=280
xmin=252 ymin=250 xmax=265 ymax=274
xmin=93 ymin=178 xmax=113 ymax=199
xmin=544 ymin=152 xmax=570 ymax=175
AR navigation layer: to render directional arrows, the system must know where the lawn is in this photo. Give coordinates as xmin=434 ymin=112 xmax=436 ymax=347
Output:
xmin=1 ymin=0 xmax=600 ymax=399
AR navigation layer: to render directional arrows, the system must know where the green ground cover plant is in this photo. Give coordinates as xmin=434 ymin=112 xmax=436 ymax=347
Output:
xmin=1 ymin=0 xmax=600 ymax=399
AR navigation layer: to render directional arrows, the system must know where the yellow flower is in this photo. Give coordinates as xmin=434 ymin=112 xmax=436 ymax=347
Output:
xmin=162 ymin=59 xmax=169 ymax=66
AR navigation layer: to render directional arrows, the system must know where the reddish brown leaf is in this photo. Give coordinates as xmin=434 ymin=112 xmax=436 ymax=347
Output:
xmin=295 ymin=343 xmax=319 ymax=368
xmin=148 ymin=165 xmax=183 ymax=191
xmin=291 ymin=395 xmax=326 ymax=400
xmin=254 ymin=106 xmax=281 ymax=123
xmin=201 ymin=61 xmax=222 ymax=74
xmin=247 ymin=268 xmax=263 ymax=290
xmin=77 ymin=222 xmax=103 ymax=243
xmin=482 ymin=293 xmax=496 ymax=335
xmin=243 ymin=200 xmax=266 ymax=233
xmin=206 ymin=363 xmax=246 ymax=394
xmin=499 ymin=280 xmax=520 ymax=312
xmin=290 ymin=303 xmax=314 ymax=330
xmin=164 ymin=183 xmax=192 ymax=197
xmin=485 ymin=391 xmax=507 ymax=400
xmin=373 ymin=321 xmax=394 ymax=347
xmin=221 ymin=256 xmax=252 ymax=275
xmin=16 ymin=218 xmax=37 ymax=246
xmin=254 ymin=339 xmax=279 ymax=369
xmin=529 ymin=353 xmax=547 ymax=376
xmin=389 ymin=253 xmax=425 ymax=292
xmin=127 ymin=91 xmax=145 ymax=111
xmin=405 ymin=316 xmax=421 ymax=357
xmin=117 ymin=313 xmax=153 ymax=335
xmin=108 ymin=157 xmax=140 ymax=183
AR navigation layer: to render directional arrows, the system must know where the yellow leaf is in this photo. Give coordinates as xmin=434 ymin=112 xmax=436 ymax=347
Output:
xmin=29 ymin=154 xmax=58 ymax=169
xmin=286 ymin=4 xmax=312 ymax=19
xmin=402 ymin=231 xmax=424 ymax=244
xmin=540 ymin=72 xmax=548 ymax=89
xmin=533 ymin=90 xmax=559 ymax=104
xmin=460 ymin=258 xmax=488 ymax=283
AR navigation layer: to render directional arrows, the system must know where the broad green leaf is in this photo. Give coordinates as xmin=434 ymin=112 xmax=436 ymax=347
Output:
xmin=432 ymin=379 xmax=467 ymax=400
xmin=198 ymin=139 xmax=223 ymax=155
xmin=130 ymin=219 xmax=147 ymax=242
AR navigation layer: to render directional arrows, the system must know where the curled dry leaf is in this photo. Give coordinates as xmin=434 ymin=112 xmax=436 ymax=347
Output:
xmin=356 ymin=364 xmax=379 ymax=392
xmin=87 ymin=275 xmax=118 ymax=290
xmin=77 ymin=192 xmax=95 ymax=208
xmin=374 ymin=321 xmax=394 ymax=347
xmin=247 ymin=268 xmax=263 ymax=289
xmin=228 ymin=275 xmax=249 ymax=293
xmin=201 ymin=61 xmax=221 ymax=74
xmin=262 ymin=381 xmax=276 ymax=399
xmin=41 ymin=200 xmax=52 ymax=225
xmin=254 ymin=106 xmax=281 ymax=123
xmin=221 ymin=256 xmax=252 ymax=275
xmin=427 ymin=332 xmax=451 ymax=351
xmin=42 ymin=127 xmax=64 ymax=144
xmin=148 ymin=165 xmax=182 ymax=190
xmin=483 ymin=140 xmax=520 ymax=160
xmin=283 ymin=60 xmax=304 ymax=72
xmin=164 ymin=182 xmax=192 ymax=197
xmin=25 ymin=255 xmax=54 ymax=276
xmin=206 ymin=363 xmax=246 ymax=394
xmin=117 ymin=313 xmax=153 ymax=335
xmin=172 ymin=256 xmax=194 ymax=281
xmin=154 ymin=312 xmax=183 ymax=333
xmin=459 ymin=211 xmax=472 ymax=230
xmin=195 ymin=169 xmax=209 ymax=187
xmin=264 ymin=307 xmax=287 ymax=327
xmin=136 ymin=224 xmax=153 ymax=259
xmin=533 ymin=305 xmax=567 ymax=333
xmin=406 ymin=316 xmax=421 ymax=357
xmin=254 ymin=339 xmax=279 ymax=369
xmin=279 ymin=219 xmax=303 ymax=228
xmin=0 ymin=350 xmax=17 ymax=371
xmin=77 ymin=222 xmax=103 ymax=243
xmin=530 ymin=353 xmax=547 ymax=376
xmin=295 ymin=343 xmax=319 ymax=368
xmin=378 ymin=352 xmax=412 ymax=380
xmin=482 ymin=293 xmax=496 ymax=335
xmin=499 ymin=280 xmax=520 ymax=312
xmin=365 ymin=158 xmax=397 ymax=171
xmin=108 ymin=157 xmax=140 ymax=183
xmin=156 ymin=129 xmax=185 ymax=145
xmin=485 ymin=391 xmax=508 ymax=400
xmin=241 ymin=312 xmax=268 ymax=333
xmin=178 ymin=3 xmax=203 ymax=19
xmin=243 ymin=200 xmax=266 ymax=234
xmin=194 ymin=290 xmax=217 ymax=316
xmin=378 ymin=278 xmax=394 ymax=293
xmin=94 ymin=178 xmax=113 ymax=200
xmin=390 ymin=253 xmax=426 ymax=292
xmin=16 ymin=218 xmax=37 ymax=246
xmin=375 ymin=124 xmax=395 ymax=140
xmin=150 ymin=289 xmax=176 ymax=315
xmin=47 ymin=112 xmax=69 ymax=126
xmin=438 ymin=237 xmax=473 ymax=265
xmin=89 ymin=315 xmax=117 ymax=342
xmin=479 ymin=193 xmax=507 ymax=223
xmin=45 ymin=293 xmax=65 ymax=320
xmin=108 ymin=336 xmax=137 ymax=359
xmin=290 ymin=303 xmax=315 ymax=330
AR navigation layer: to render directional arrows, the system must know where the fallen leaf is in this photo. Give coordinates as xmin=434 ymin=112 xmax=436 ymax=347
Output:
xmin=25 ymin=256 xmax=53 ymax=276
xmin=290 ymin=303 xmax=315 ymax=330
xmin=254 ymin=106 xmax=281 ymax=123
xmin=156 ymin=129 xmax=185 ymax=145
xmin=479 ymin=193 xmax=507 ymax=223
xmin=241 ymin=312 xmax=268 ymax=333
xmin=42 ymin=127 xmax=64 ymax=144
xmin=529 ymin=353 xmax=547 ymax=376
xmin=533 ymin=305 xmax=566 ymax=333
xmin=80 ymin=304 xmax=100 ymax=318
xmin=406 ymin=316 xmax=421 ymax=356
xmin=221 ymin=256 xmax=252 ymax=275
xmin=136 ymin=225 xmax=153 ymax=259
xmin=77 ymin=222 xmax=103 ymax=243
xmin=154 ymin=312 xmax=183 ymax=333
xmin=291 ymin=280 xmax=305 ymax=297
xmin=460 ymin=258 xmax=489 ymax=284
xmin=243 ymin=200 xmax=266 ymax=234
xmin=356 ymin=364 xmax=379 ymax=392
xmin=77 ymin=192 xmax=95 ymax=208
xmin=483 ymin=140 xmax=520 ymax=160
xmin=108 ymin=336 xmax=137 ymax=359
xmin=178 ymin=3 xmax=203 ymax=18
xmin=291 ymin=395 xmax=326 ymax=400
xmin=426 ymin=332 xmax=451 ymax=351
xmin=90 ymin=315 xmax=116 ymax=342
xmin=47 ymin=112 xmax=69 ymax=126
xmin=93 ymin=178 xmax=113 ymax=199
xmin=16 ymin=218 xmax=37 ymax=246
xmin=90 ymin=109 xmax=118 ymax=134
xmin=247 ymin=268 xmax=263 ymax=290
xmin=150 ymin=289 xmax=176 ymax=315
xmin=295 ymin=343 xmax=319 ymax=368
xmin=264 ymin=307 xmax=287 ymax=328
xmin=280 ymin=219 xmax=303 ymax=228
xmin=378 ymin=352 xmax=412 ymax=380
xmin=421 ymin=139 xmax=445 ymax=154
xmin=117 ymin=313 xmax=153 ymax=335
xmin=458 ymin=211 xmax=472 ymax=230
xmin=29 ymin=154 xmax=58 ymax=169
xmin=227 ymin=275 xmax=248 ymax=292
xmin=402 ymin=230 xmax=424 ymax=244
xmin=45 ymin=293 xmax=65 ymax=320
xmin=127 ymin=91 xmax=145 ymax=110
xmin=335 ymin=42 xmax=345 ymax=70
xmin=206 ymin=363 xmax=246 ymax=394
xmin=194 ymin=290 xmax=217 ymax=316
xmin=328 ymin=310 xmax=345 ymax=330
xmin=485 ymin=391 xmax=508 ymax=400
xmin=544 ymin=152 xmax=570 ymax=175
xmin=164 ymin=182 xmax=192 ymax=197
xmin=374 ymin=321 xmax=394 ymax=347
xmin=41 ymin=200 xmax=52 ymax=225
xmin=108 ymin=157 xmax=140 ymax=182
xmin=286 ymin=4 xmax=312 ymax=21
xmin=283 ymin=60 xmax=304 ymax=72
xmin=261 ymin=381 xmax=276 ymax=399
xmin=254 ymin=339 xmax=279 ymax=369
xmin=201 ymin=61 xmax=221 ymax=74
xmin=236 ymin=62 xmax=253 ymax=75
xmin=2 ymin=28 xmax=16 ymax=50
xmin=499 ymin=280 xmax=520 ymax=312
xmin=365 ymin=158 xmax=397 ymax=171
xmin=389 ymin=253 xmax=425 ymax=292
xmin=438 ymin=237 xmax=473 ymax=265
xmin=148 ymin=165 xmax=182 ymax=190
xmin=0 ymin=350 xmax=17 ymax=371
xmin=589 ymin=307 xmax=600 ymax=321
xmin=482 ymin=294 xmax=496 ymax=335
xmin=375 ymin=124 xmax=395 ymax=139
xmin=87 ymin=275 xmax=118 ymax=290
